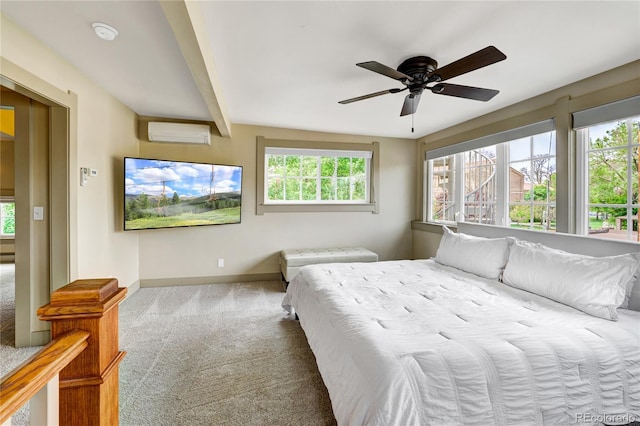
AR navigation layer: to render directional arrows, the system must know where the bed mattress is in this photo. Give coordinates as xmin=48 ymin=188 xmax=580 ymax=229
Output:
xmin=282 ymin=259 xmax=640 ymax=426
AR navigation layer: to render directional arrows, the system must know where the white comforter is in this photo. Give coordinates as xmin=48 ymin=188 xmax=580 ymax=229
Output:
xmin=282 ymin=260 xmax=640 ymax=426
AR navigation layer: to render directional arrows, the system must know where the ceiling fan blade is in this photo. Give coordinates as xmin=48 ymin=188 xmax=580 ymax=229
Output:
xmin=429 ymin=46 xmax=506 ymax=82
xmin=338 ymin=88 xmax=404 ymax=104
xmin=431 ymin=83 xmax=499 ymax=101
xmin=400 ymin=93 xmax=422 ymax=116
xmin=356 ymin=61 xmax=413 ymax=82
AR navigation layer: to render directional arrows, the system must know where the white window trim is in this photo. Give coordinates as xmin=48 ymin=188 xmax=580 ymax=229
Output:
xmin=0 ymin=197 xmax=16 ymax=238
xmin=426 ymin=130 xmax=557 ymax=231
xmin=256 ymin=136 xmax=379 ymax=215
xmin=576 ymin=116 xmax=640 ymax=240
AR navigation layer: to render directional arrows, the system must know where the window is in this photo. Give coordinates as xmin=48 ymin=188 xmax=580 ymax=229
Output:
xmin=0 ymin=201 xmax=15 ymax=237
xmin=507 ymin=132 xmax=556 ymax=232
xmin=265 ymin=148 xmax=370 ymax=203
xmin=427 ymin=125 xmax=556 ymax=231
xmin=431 ymin=155 xmax=456 ymax=222
xmin=576 ymin=115 xmax=640 ymax=241
xmin=256 ymin=137 xmax=379 ymax=214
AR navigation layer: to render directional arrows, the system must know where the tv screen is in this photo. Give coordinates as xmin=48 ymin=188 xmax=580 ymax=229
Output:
xmin=124 ymin=157 xmax=242 ymax=231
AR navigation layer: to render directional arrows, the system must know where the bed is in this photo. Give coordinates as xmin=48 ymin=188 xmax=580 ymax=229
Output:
xmin=282 ymin=223 xmax=640 ymax=425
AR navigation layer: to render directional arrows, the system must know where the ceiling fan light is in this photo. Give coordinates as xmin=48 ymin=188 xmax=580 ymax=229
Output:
xmin=92 ymin=22 xmax=119 ymax=41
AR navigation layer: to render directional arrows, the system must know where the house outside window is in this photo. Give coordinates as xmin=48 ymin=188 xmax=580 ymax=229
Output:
xmin=427 ymin=125 xmax=556 ymax=231
xmin=431 ymin=155 xmax=456 ymax=222
xmin=508 ymin=132 xmax=556 ymax=232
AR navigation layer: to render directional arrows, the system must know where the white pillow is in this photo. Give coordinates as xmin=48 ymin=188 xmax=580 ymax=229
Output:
xmin=434 ymin=226 xmax=513 ymax=280
xmin=502 ymin=240 xmax=640 ymax=320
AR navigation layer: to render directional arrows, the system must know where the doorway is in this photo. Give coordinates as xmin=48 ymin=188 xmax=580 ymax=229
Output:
xmin=1 ymin=58 xmax=75 ymax=347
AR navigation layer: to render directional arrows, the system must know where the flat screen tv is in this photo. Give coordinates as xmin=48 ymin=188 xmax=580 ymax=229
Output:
xmin=124 ymin=157 xmax=242 ymax=231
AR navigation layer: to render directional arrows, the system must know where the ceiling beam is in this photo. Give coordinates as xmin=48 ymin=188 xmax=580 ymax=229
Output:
xmin=159 ymin=0 xmax=231 ymax=138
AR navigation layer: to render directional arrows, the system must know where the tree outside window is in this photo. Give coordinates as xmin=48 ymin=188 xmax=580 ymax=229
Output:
xmin=0 ymin=202 xmax=15 ymax=236
xmin=266 ymin=152 xmax=369 ymax=203
xmin=585 ymin=117 xmax=639 ymax=241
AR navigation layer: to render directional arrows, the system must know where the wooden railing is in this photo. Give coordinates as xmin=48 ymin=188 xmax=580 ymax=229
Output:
xmin=0 ymin=330 xmax=90 ymax=424
xmin=0 ymin=278 xmax=126 ymax=425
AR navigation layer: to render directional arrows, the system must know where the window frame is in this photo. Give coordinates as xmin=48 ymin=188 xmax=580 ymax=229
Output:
xmin=0 ymin=197 xmax=16 ymax=238
xmin=426 ymin=127 xmax=557 ymax=232
xmin=256 ymin=136 xmax=379 ymax=214
xmin=575 ymin=115 xmax=640 ymax=240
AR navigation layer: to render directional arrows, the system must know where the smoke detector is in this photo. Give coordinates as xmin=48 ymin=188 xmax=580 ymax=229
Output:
xmin=92 ymin=22 xmax=119 ymax=41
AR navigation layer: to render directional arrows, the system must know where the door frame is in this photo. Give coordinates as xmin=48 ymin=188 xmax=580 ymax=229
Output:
xmin=1 ymin=58 xmax=77 ymax=346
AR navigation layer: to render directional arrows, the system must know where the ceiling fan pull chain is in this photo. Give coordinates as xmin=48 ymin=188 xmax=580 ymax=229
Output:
xmin=411 ymin=112 xmax=414 ymax=133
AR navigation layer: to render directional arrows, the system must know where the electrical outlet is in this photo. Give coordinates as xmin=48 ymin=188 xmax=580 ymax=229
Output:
xmin=217 ymin=258 xmax=224 ymax=268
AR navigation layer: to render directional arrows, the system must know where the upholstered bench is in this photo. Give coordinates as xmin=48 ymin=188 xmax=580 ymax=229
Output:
xmin=280 ymin=247 xmax=378 ymax=283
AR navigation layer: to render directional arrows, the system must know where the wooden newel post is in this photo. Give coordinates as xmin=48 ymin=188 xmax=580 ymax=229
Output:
xmin=37 ymin=278 xmax=127 ymax=425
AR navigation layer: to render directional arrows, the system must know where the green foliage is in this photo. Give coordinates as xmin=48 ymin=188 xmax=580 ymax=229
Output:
xmin=523 ymin=179 xmax=556 ymax=202
xmin=268 ymin=178 xmax=284 ymax=200
xmin=352 ymin=157 xmax=366 ymax=175
xmin=301 ymin=156 xmax=317 ymax=176
xmin=320 ymin=177 xmax=335 ymax=200
xmin=336 ymin=178 xmax=350 ymax=200
xmin=138 ymin=193 xmax=150 ymax=209
xmin=285 ymin=178 xmax=300 ymax=200
xmin=1 ymin=203 xmax=15 ymax=235
xmin=509 ymin=205 xmax=530 ymax=224
xmin=265 ymin=154 xmax=367 ymax=202
xmin=172 ymin=192 xmax=180 ymax=204
xmin=125 ymin=206 xmax=241 ymax=229
xmin=321 ymin=157 xmax=335 ymax=177
xmin=353 ymin=178 xmax=366 ymax=200
xmin=268 ymin=155 xmax=285 ymax=175
xmin=285 ymin=156 xmax=300 ymax=176
xmin=125 ymin=193 xmax=240 ymax=225
xmin=302 ymin=178 xmax=316 ymax=200
xmin=510 ymin=204 xmax=555 ymax=226
xmin=588 ymin=120 xmax=639 ymax=219
xmin=337 ymin=158 xmax=350 ymax=177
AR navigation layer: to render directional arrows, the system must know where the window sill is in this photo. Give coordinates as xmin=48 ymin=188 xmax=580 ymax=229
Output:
xmin=411 ymin=221 xmax=456 ymax=233
xmin=257 ymin=202 xmax=377 ymax=215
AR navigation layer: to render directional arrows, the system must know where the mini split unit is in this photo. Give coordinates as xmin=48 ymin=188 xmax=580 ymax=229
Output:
xmin=147 ymin=122 xmax=211 ymax=145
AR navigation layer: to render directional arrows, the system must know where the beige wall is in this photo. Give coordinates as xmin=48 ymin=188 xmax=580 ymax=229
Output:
xmin=137 ymin=124 xmax=416 ymax=284
xmin=1 ymin=14 xmax=140 ymax=288
xmin=2 ymin=12 xmax=415 ymax=292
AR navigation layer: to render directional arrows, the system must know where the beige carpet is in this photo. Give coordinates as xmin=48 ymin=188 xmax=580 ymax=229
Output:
xmin=118 ymin=281 xmax=336 ymax=425
xmin=1 ymin=272 xmax=336 ymax=425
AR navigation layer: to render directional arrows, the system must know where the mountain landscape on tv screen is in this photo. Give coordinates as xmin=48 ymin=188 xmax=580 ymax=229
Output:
xmin=124 ymin=158 xmax=242 ymax=230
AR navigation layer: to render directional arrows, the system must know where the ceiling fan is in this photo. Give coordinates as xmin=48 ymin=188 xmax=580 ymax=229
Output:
xmin=339 ymin=46 xmax=507 ymax=117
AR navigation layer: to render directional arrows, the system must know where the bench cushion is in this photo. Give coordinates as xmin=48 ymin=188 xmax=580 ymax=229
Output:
xmin=280 ymin=247 xmax=378 ymax=282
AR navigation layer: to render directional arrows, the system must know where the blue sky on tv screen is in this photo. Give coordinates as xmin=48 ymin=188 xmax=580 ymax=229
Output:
xmin=125 ymin=158 xmax=242 ymax=198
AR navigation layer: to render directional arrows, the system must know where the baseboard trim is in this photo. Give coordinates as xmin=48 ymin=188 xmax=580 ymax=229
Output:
xmin=30 ymin=330 xmax=51 ymax=346
xmin=123 ymin=280 xmax=140 ymax=299
xmin=139 ymin=273 xmax=283 ymax=288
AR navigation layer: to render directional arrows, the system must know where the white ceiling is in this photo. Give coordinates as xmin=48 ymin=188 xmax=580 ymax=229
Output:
xmin=2 ymin=1 xmax=639 ymax=139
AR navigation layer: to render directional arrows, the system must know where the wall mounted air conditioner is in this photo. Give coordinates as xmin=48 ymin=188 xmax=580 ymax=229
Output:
xmin=147 ymin=122 xmax=211 ymax=145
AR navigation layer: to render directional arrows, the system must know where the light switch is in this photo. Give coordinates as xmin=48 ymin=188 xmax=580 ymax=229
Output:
xmin=33 ymin=206 xmax=44 ymax=221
